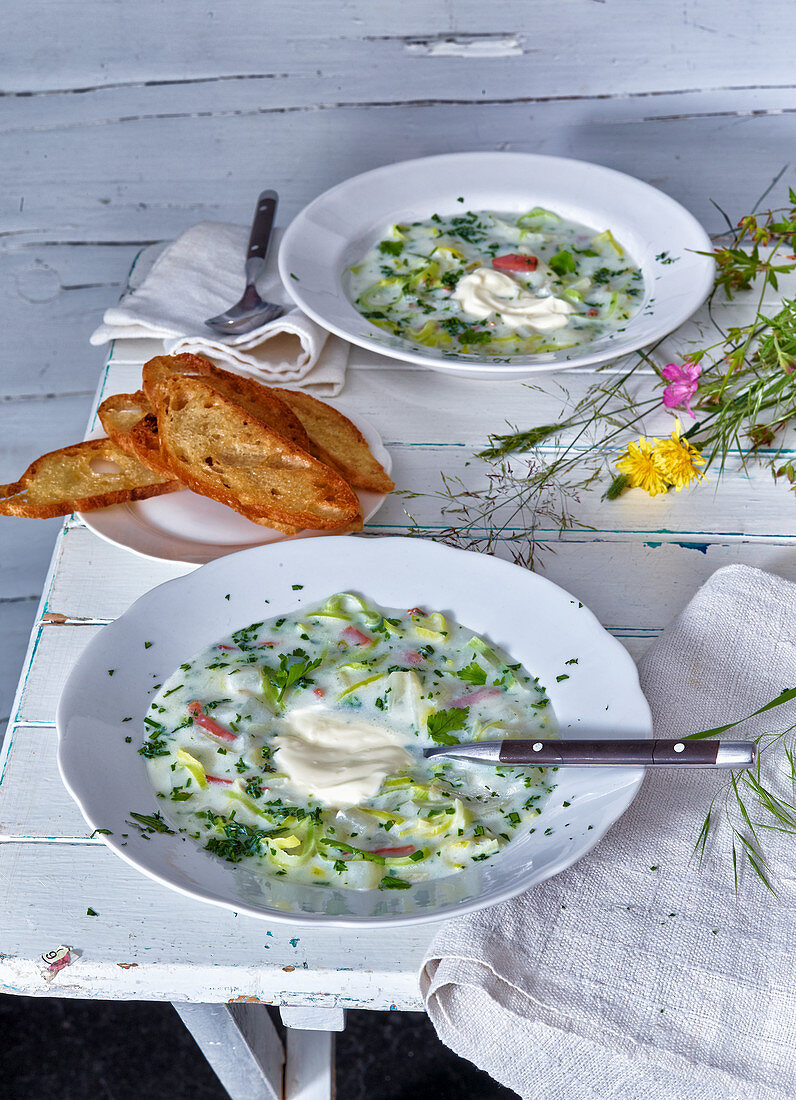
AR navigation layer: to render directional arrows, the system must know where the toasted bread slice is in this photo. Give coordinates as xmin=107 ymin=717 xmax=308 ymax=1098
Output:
xmin=126 ymin=414 xmax=303 ymax=532
xmin=151 ymin=376 xmax=363 ymax=533
xmin=97 ymin=390 xmax=153 ymax=456
xmin=0 ymin=438 xmax=180 ymax=518
xmin=128 ymin=413 xmax=183 ymax=481
xmin=141 ymin=354 xmax=311 ymax=452
xmin=269 ymin=387 xmax=395 ymax=494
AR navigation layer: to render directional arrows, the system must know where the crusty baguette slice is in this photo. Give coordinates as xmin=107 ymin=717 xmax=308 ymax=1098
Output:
xmin=141 ymin=354 xmax=311 ymax=452
xmin=0 ymin=438 xmax=180 ymax=518
xmin=151 ymin=376 xmax=363 ymax=533
xmin=125 ymin=414 xmax=304 ymax=533
xmin=128 ymin=413 xmax=184 ymax=481
xmin=269 ymin=387 xmax=395 ymax=494
xmin=97 ymin=390 xmax=153 ymax=456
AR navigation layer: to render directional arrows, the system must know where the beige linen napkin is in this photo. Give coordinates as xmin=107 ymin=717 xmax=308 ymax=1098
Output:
xmin=89 ymin=222 xmax=348 ymax=395
xmin=421 ymin=564 xmax=796 ymax=1100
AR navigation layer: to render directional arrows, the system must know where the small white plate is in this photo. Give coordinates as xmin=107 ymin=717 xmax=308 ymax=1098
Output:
xmin=78 ymin=402 xmax=391 ymax=565
xmin=57 ymin=536 xmax=651 ymax=927
xmin=279 ymin=151 xmax=714 ymax=379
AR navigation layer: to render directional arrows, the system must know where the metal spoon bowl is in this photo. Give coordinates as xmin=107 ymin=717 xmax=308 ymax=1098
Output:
xmin=205 ymin=189 xmax=285 ymax=335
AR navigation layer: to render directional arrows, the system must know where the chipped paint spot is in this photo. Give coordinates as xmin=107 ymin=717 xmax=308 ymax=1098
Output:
xmin=283 ymin=965 xmax=296 ymax=973
xmin=675 ymin=541 xmax=709 ymax=553
xmin=116 ymin=962 xmax=138 ymax=969
xmin=228 ymin=995 xmax=262 ymax=1004
xmin=404 ymin=34 xmax=524 ymax=58
xmin=289 ymin=937 xmax=300 ymax=947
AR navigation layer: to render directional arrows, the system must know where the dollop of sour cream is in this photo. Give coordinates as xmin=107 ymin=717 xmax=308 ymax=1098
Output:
xmin=453 ymin=267 xmax=574 ymax=331
xmin=273 ymin=708 xmax=415 ymax=808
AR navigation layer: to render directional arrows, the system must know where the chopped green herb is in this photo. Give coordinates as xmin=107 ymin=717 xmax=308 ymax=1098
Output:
xmin=426 ymin=707 xmax=469 ymax=745
xmin=456 ymin=661 xmax=486 ymax=686
xmin=379 ymin=875 xmax=411 ymax=890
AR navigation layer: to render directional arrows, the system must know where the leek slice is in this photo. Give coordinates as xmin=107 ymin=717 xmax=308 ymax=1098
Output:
xmin=592 ymin=229 xmax=624 ymax=256
xmin=410 ymin=321 xmax=451 ymax=348
xmin=411 ymin=610 xmax=448 ymax=640
xmin=517 ymin=207 xmax=561 ymax=228
xmin=357 ymin=278 xmax=403 ymax=311
xmin=176 ymin=748 xmax=208 ymax=789
xmin=337 ymin=672 xmax=384 ymax=700
xmin=267 ymin=821 xmax=319 ymax=868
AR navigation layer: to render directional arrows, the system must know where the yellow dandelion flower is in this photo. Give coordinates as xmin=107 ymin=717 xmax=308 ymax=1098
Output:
xmin=652 ymin=419 xmax=706 ymax=491
xmin=615 ymin=435 xmax=670 ymax=496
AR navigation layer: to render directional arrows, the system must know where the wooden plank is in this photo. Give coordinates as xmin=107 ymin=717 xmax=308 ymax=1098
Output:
xmin=0 ymin=601 xmax=43 ymax=735
xmin=174 ymin=1001 xmax=284 ymax=1100
xmin=3 ymin=1 xmax=793 ymax=94
xmin=46 ymin=527 xmax=192 ymax=622
xmin=372 ymin=445 xmax=796 ymax=540
xmin=0 ymin=725 xmax=88 ymax=839
xmin=0 ymin=246 xmax=133 ymax=398
xmin=1 ymin=95 xmax=793 ymax=241
xmin=14 ymin=625 xmax=102 ymax=726
xmin=0 ymin=842 xmax=429 ymax=1008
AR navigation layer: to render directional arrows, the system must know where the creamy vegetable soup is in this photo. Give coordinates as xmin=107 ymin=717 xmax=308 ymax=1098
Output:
xmin=348 ymin=207 xmax=644 ymax=357
xmin=141 ymin=594 xmax=557 ymax=891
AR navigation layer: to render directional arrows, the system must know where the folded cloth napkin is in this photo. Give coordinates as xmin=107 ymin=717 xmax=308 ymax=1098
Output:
xmin=90 ymin=222 xmax=348 ymax=395
xmin=421 ymin=564 xmax=796 ymax=1100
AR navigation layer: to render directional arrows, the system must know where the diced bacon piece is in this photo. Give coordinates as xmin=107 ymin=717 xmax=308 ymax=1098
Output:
xmin=342 ymin=625 xmax=372 ymax=646
xmin=449 ymin=686 xmax=502 ymax=710
xmin=206 ymin=774 xmax=234 ymax=785
xmin=313 ymin=687 xmax=325 ymax=699
xmin=403 ymin=651 xmax=424 ymax=666
xmin=371 ymin=845 xmax=416 ymax=858
xmin=492 ymin=253 xmax=538 ymax=273
xmin=216 ymin=644 xmax=237 ymax=651
xmin=187 ymin=701 xmax=238 ymax=743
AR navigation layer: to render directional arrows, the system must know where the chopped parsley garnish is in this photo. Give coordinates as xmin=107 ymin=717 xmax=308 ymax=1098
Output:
xmin=127 ymin=811 xmax=175 ymax=835
xmin=426 ymin=706 xmax=469 ymax=745
xmin=261 ymin=649 xmax=323 ymax=707
xmin=379 ymin=875 xmax=411 ymax=890
xmin=138 ymin=737 xmax=170 ymax=758
xmin=456 ymin=661 xmax=486 ymax=686
xmin=378 ymin=240 xmax=404 ymax=256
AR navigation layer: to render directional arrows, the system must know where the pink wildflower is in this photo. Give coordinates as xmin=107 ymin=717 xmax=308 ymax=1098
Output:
xmin=661 ymin=361 xmax=701 ymax=418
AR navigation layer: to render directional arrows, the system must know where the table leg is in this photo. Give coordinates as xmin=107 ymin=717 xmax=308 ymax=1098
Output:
xmin=173 ymin=1001 xmax=284 ymax=1100
xmin=280 ymin=1006 xmax=343 ymax=1100
xmin=284 ymin=1028 xmax=335 ymax=1100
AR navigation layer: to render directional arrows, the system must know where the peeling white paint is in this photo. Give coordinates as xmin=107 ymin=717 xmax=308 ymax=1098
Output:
xmin=405 ymin=35 xmax=525 ymax=58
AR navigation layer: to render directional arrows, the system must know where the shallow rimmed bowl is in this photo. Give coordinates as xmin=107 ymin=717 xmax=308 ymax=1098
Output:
xmin=57 ymin=536 xmax=651 ymax=927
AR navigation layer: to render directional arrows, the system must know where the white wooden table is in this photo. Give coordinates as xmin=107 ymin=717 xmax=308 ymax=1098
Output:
xmin=3 ymin=280 xmax=796 ymax=1098
xmin=1 ymin=3 xmax=795 ymax=1097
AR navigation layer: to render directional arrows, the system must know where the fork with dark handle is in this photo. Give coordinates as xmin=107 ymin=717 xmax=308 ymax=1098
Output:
xmin=205 ymin=190 xmax=285 ymax=334
xmin=424 ymin=739 xmax=755 ymax=768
